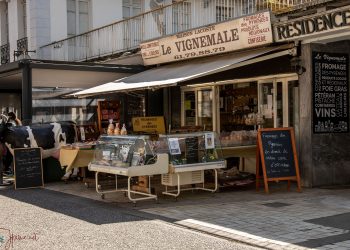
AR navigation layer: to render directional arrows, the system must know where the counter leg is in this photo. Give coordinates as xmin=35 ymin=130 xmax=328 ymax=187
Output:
xmin=176 ymin=173 xmax=181 ymax=198
xmin=213 ymin=169 xmax=218 ymax=193
xmin=95 ymin=172 xmax=99 ymax=193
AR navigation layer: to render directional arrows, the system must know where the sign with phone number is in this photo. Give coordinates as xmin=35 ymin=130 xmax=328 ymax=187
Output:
xmin=140 ymin=11 xmax=272 ymax=66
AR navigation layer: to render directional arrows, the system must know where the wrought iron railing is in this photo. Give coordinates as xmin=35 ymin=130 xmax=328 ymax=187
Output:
xmin=14 ymin=37 xmax=28 ymax=59
xmin=38 ymin=0 xmax=330 ymax=62
xmin=0 ymin=44 xmax=10 ymax=64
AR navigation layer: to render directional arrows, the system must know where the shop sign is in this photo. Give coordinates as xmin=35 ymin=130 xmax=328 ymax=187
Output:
xmin=132 ymin=116 xmax=166 ymax=134
xmin=14 ymin=147 xmax=43 ymax=189
xmin=140 ymin=11 xmax=272 ymax=65
xmin=312 ymin=52 xmax=349 ymax=133
xmin=256 ymin=128 xmax=301 ymax=193
xmin=274 ymin=6 xmax=350 ymax=42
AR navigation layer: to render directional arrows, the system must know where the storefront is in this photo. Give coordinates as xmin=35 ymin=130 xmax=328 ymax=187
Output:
xmin=73 ymin=11 xmax=300 ymax=182
xmin=72 ymin=3 xmax=350 ymax=188
xmin=273 ymin=4 xmax=350 ymax=187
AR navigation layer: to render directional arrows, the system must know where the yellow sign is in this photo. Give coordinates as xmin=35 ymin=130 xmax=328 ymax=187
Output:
xmin=132 ymin=116 xmax=166 ymax=134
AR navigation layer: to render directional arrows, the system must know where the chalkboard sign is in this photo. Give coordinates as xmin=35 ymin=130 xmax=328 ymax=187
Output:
xmin=312 ymin=52 xmax=349 ymax=133
xmin=256 ymin=128 xmax=301 ymax=193
xmin=185 ymin=137 xmax=199 ymax=164
xmin=14 ymin=148 xmax=43 ymax=189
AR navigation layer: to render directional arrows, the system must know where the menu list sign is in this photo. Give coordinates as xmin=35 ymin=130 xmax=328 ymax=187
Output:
xmin=260 ymin=130 xmax=296 ymax=178
xmin=313 ymin=52 xmax=349 ymax=133
xmin=185 ymin=137 xmax=199 ymax=164
xmin=14 ymin=148 xmax=43 ymax=189
xmin=256 ymin=128 xmax=301 ymax=193
xmin=141 ymin=11 xmax=272 ymax=65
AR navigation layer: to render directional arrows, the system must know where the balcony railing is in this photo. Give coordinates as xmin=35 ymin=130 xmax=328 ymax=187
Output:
xmin=14 ymin=37 xmax=28 ymax=60
xmin=0 ymin=44 xmax=10 ymax=64
xmin=38 ymin=0 xmax=327 ymax=62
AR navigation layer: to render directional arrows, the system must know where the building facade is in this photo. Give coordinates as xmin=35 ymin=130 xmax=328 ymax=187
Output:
xmin=0 ymin=0 xmax=349 ymax=187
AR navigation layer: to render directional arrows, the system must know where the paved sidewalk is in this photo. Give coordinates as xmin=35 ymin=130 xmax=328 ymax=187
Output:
xmin=45 ymin=181 xmax=350 ymax=250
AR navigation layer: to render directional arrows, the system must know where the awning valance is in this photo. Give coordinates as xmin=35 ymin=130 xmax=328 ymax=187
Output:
xmin=73 ymin=44 xmax=295 ymax=98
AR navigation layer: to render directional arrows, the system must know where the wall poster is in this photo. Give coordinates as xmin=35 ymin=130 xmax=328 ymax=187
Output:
xmin=313 ymin=52 xmax=349 ymax=133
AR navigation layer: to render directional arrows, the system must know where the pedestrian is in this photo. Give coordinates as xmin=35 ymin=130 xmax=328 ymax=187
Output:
xmin=7 ymin=112 xmax=22 ymax=126
xmin=2 ymin=111 xmax=20 ymax=176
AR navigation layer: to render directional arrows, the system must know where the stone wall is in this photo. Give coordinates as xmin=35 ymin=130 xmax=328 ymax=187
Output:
xmin=300 ymin=40 xmax=350 ymax=187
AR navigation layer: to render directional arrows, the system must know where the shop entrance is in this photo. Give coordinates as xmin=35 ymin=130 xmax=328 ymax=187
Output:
xmin=182 ymin=75 xmax=299 ymax=132
xmin=181 ymin=86 xmax=217 ymax=131
xmin=257 ymin=76 xmax=299 ymax=131
xmin=180 ymin=74 xmax=299 ymax=176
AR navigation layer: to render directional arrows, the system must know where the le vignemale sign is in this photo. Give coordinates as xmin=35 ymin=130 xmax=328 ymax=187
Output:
xmin=140 ymin=11 xmax=272 ymax=66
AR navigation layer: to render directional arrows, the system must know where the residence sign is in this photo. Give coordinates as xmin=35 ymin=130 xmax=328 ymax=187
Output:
xmin=140 ymin=11 xmax=272 ymax=66
xmin=274 ymin=6 xmax=350 ymax=42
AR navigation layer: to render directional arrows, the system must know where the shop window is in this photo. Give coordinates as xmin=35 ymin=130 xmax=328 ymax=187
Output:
xmin=197 ymin=89 xmax=213 ymax=131
xmin=258 ymin=82 xmax=275 ymax=128
xmin=32 ymin=87 xmax=101 ymax=126
xmin=67 ymin=0 xmax=90 ymax=36
xmin=170 ymin=86 xmax=182 ymax=130
xmin=184 ymin=91 xmax=196 ymax=126
xmin=125 ymin=92 xmax=146 ymax=128
xmin=182 ymin=87 xmax=215 ymax=132
xmin=219 ymin=82 xmax=258 ymax=147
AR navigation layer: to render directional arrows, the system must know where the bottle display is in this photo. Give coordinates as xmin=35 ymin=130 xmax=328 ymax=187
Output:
xmin=121 ymin=123 xmax=127 ymax=135
xmin=107 ymin=119 xmax=114 ymax=135
xmin=114 ymin=123 xmax=120 ymax=135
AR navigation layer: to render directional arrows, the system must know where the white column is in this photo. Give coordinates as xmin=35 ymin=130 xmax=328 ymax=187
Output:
xmin=8 ymin=0 xmax=19 ymax=61
xmin=0 ymin=2 xmax=7 ymax=45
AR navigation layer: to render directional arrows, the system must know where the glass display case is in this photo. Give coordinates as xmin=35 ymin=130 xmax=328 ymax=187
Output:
xmin=159 ymin=132 xmax=226 ymax=198
xmin=88 ymin=135 xmax=169 ymax=204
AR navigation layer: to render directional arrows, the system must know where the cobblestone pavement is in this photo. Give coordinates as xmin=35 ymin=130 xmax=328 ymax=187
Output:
xmin=45 ymin=181 xmax=350 ymax=250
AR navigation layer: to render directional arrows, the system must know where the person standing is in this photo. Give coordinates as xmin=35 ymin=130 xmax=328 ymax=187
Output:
xmin=7 ymin=112 xmax=22 ymax=126
xmin=2 ymin=112 xmax=21 ymax=176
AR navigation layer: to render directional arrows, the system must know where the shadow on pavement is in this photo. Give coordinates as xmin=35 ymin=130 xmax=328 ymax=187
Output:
xmin=0 ymin=188 xmax=171 ymax=225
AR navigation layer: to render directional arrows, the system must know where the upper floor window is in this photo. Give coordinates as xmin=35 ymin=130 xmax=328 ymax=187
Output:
xmin=172 ymin=1 xmax=191 ymax=33
xmin=67 ymin=0 xmax=90 ymax=36
xmin=17 ymin=0 xmax=27 ymax=39
xmin=216 ymin=0 xmax=234 ymax=22
xmin=216 ymin=0 xmax=254 ymax=21
xmin=1 ymin=3 xmax=9 ymax=44
xmin=123 ymin=0 xmax=142 ymax=19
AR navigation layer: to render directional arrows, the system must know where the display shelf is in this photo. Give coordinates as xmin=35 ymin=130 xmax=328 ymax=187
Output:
xmin=159 ymin=132 xmax=226 ymax=198
xmin=97 ymin=100 xmax=121 ymax=134
xmin=88 ymin=135 xmax=169 ymax=204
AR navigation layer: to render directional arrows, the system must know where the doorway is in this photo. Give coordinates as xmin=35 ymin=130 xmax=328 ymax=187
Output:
xmin=181 ymin=86 xmax=217 ymax=131
xmin=257 ymin=76 xmax=299 ymax=130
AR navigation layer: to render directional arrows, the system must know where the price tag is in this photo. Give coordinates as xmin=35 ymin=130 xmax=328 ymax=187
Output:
xmin=168 ymin=138 xmax=181 ymax=155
